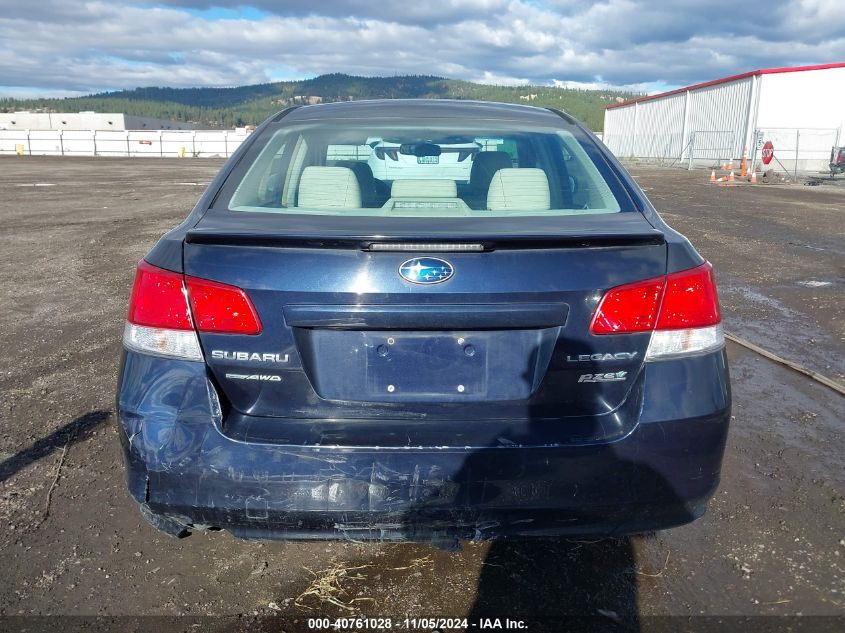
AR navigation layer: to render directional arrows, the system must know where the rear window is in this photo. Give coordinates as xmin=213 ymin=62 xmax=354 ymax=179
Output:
xmin=222 ymin=119 xmax=631 ymax=218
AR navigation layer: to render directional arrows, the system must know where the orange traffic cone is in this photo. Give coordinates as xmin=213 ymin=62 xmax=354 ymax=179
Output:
xmin=750 ymin=171 xmax=757 ymax=184
xmin=728 ymin=171 xmax=735 ymax=184
xmin=740 ymin=147 xmax=748 ymax=177
xmin=710 ymin=170 xmax=716 ymax=182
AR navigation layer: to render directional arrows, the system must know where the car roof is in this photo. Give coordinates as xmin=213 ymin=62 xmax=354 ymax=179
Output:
xmin=282 ymin=99 xmax=569 ymax=125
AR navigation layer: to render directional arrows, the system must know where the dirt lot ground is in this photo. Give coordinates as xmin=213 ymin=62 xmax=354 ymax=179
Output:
xmin=0 ymin=158 xmax=842 ymax=632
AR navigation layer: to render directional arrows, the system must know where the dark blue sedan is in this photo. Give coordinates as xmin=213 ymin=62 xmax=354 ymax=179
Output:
xmin=117 ymin=100 xmax=730 ymax=541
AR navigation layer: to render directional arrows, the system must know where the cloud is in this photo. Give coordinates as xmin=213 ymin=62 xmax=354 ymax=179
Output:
xmin=150 ymin=0 xmax=511 ymax=26
xmin=0 ymin=0 xmax=842 ymax=95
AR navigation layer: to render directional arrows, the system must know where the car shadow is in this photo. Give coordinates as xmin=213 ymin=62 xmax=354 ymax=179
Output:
xmin=0 ymin=409 xmax=111 ymax=483
xmin=470 ymin=536 xmax=640 ymax=631
xmin=436 ymin=339 xmax=692 ymax=631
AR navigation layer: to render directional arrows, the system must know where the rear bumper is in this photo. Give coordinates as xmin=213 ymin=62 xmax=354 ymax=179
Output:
xmin=117 ymin=350 xmax=731 ymax=541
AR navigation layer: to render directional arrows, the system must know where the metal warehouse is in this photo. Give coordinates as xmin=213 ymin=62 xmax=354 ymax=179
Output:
xmin=602 ymin=62 xmax=845 ymax=174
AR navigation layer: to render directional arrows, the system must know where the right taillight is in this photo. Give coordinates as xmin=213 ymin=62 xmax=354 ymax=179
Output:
xmin=656 ymin=262 xmax=721 ymax=330
xmin=590 ymin=262 xmax=724 ymax=360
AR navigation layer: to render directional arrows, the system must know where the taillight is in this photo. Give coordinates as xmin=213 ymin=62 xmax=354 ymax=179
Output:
xmin=128 ymin=260 xmax=193 ymax=330
xmin=124 ymin=261 xmax=201 ymax=361
xmin=374 ymin=147 xmax=398 ymax=161
xmin=185 ymin=276 xmax=262 ymax=334
xmin=655 ymin=262 xmax=720 ymax=330
xmin=590 ymin=262 xmax=724 ymax=360
xmin=123 ymin=261 xmax=262 ymax=361
xmin=589 ymin=277 xmax=664 ymax=334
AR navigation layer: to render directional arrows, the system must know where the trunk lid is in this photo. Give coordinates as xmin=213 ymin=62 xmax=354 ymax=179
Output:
xmin=184 ymin=212 xmax=665 ymax=424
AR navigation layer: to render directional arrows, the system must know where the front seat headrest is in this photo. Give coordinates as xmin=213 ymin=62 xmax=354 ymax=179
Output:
xmin=487 ymin=168 xmax=551 ymax=212
xmin=298 ymin=166 xmax=362 ymax=209
xmin=335 ymin=161 xmax=378 ymax=206
xmin=470 ymin=151 xmax=513 ymax=192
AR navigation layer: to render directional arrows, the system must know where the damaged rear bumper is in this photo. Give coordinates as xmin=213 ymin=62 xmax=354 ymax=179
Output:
xmin=117 ymin=350 xmax=731 ymax=541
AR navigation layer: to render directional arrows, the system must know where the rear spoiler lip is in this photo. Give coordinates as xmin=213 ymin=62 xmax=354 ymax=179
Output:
xmin=185 ymin=230 xmax=665 ymax=249
xmin=185 ymin=212 xmax=665 ymax=249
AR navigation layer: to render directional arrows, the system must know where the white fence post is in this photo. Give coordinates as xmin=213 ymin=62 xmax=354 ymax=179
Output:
xmin=687 ymin=132 xmax=694 ymax=170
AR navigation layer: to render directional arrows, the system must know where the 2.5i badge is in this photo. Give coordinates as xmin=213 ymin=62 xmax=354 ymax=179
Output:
xmin=578 ymin=371 xmax=628 ymax=383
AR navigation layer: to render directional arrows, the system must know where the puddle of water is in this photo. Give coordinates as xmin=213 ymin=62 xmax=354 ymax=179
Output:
xmin=788 ymin=241 xmax=827 ymax=252
xmin=722 ymin=283 xmax=845 ymax=377
xmin=728 ymin=285 xmax=786 ymax=310
xmin=797 ymin=280 xmax=833 ymax=287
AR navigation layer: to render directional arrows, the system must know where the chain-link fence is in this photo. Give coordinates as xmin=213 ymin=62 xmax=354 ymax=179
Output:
xmin=685 ymin=131 xmax=736 ymax=169
xmin=603 ymin=129 xmax=737 ymax=168
xmin=606 ymin=126 xmax=842 ymax=176
xmin=750 ymin=128 xmax=841 ymax=177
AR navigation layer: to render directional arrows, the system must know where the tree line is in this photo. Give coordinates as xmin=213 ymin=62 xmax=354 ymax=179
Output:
xmin=0 ymin=74 xmax=639 ymax=131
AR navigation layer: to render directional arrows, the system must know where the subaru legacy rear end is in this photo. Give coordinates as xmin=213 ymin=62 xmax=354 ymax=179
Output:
xmin=116 ymin=100 xmax=730 ymax=541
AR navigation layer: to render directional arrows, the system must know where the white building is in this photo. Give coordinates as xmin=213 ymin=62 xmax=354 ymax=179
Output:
xmin=602 ymin=62 xmax=845 ymax=173
xmin=0 ymin=111 xmax=194 ymax=131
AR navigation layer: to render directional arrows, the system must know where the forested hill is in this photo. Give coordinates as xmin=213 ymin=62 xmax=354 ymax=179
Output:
xmin=0 ymin=73 xmax=639 ymax=131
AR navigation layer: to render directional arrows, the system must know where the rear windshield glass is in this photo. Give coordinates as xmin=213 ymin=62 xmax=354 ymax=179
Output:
xmin=221 ymin=119 xmax=630 ymax=218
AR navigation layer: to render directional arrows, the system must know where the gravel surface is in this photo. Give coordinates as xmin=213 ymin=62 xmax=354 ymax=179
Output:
xmin=0 ymin=158 xmax=842 ymax=632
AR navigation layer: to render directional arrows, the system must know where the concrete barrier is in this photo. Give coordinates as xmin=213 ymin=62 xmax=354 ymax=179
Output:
xmin=0 ymin=129 xmax=252 ymax=158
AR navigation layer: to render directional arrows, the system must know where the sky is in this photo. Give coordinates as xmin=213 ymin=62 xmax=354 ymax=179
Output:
xmin=1 ymin=0 xmax=844 ymax=98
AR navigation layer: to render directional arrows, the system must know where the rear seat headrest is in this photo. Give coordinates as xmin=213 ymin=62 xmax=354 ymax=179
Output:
xmin=298 ymin=166 xmax=362 ymax=208
xmin=487 ymin=168 xmax=550 ymax=212
xmin=391 ymin=179 xmax=457 ymax=199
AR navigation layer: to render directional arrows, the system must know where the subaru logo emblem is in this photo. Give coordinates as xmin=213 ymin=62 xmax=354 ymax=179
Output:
xmin=399 ymin=257 xmax=454 ymax=284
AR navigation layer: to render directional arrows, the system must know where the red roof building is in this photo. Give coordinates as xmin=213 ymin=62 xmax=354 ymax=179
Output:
xmin=602 ymin=62 xmax=845 ymax=173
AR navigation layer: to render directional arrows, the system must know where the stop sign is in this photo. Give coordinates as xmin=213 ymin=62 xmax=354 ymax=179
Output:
xmin=761 ymin=141 xmax=774 ymax=165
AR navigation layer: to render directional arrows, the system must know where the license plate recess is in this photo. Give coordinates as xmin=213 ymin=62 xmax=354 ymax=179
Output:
xmin=365 ymin=333 xmax=486 ymax=397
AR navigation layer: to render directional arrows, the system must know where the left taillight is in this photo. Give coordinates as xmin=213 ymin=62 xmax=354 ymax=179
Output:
xmin=124 ymin=260 xmax=202 ymax=361
xmin=185 ymin=276 xmax=262 ymax=335
xmin=123 ymin=261 xmax=263 ymax=361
